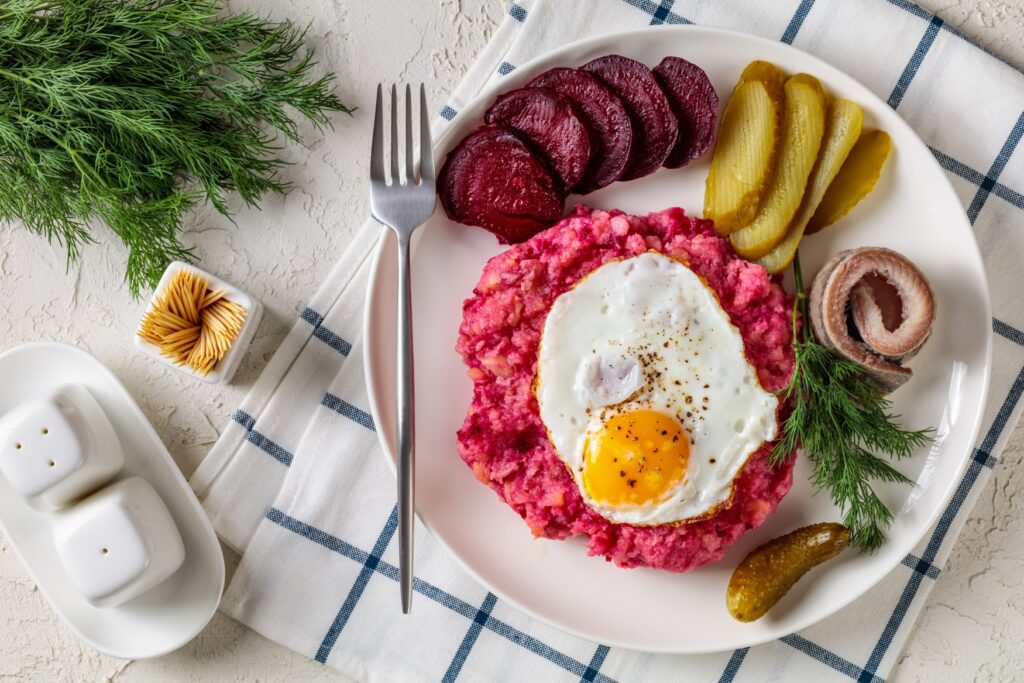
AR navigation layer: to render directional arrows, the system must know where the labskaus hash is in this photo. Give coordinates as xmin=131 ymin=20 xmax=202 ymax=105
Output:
xmin=456 ymin=206 xmax=796 ymax=572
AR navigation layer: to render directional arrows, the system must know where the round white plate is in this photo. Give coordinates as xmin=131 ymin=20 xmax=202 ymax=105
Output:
xmin=364 ymin=26 xmax=992 ymax=653
xmin=0 ymin=342 xmax=224 ymax=659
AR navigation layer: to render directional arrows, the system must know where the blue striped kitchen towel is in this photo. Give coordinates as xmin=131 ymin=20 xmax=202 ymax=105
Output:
xmin=189 ymin=1 xmax=1024 ymax=680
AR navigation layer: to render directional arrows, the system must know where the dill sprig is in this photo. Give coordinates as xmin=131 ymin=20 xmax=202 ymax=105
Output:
xmin=770 ymin=251 xmax=933 ymax=551
xmin=0 ymin=0 xmax=352 ymax=296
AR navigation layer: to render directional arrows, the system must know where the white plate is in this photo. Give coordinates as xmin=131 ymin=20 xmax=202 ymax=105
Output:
xmin=0 ymin=342 xmax=224 ymax=659
xmin=364 ymin=26 xmax=992 ymax=653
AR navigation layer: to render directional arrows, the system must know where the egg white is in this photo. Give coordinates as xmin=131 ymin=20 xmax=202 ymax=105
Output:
xmin=535 ymin=252 xmax=778 ymax=525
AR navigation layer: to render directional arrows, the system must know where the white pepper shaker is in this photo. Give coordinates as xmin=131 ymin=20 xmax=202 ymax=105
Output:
xmin=52 ymin=477 xmax=185 ymax=608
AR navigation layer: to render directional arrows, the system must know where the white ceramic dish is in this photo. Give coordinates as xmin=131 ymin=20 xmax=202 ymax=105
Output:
xmin=0 ymin=342 xmax=224 ymax=659
xmin=363 ymin=26 xmax=992 ymax=653
xmin=134 ymin=261 xmax=263 ymax=384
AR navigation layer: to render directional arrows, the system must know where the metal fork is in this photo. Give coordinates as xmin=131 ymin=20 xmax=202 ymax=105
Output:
xmin=369 ymin=83 xmax=435 ymax=614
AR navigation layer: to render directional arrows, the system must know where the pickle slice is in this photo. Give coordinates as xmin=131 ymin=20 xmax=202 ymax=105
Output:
xmin=729 ymin=74 xmax=827 ymax=259
xmin=738 ymin=61 xmax=786 ymax=130
xmin=807 ymin=129 xmax=893 ymax=234
xmin=756 ymin=99 xmax=864 ymax=274
xmin=703 ymin=61 xmax=785 ymax=234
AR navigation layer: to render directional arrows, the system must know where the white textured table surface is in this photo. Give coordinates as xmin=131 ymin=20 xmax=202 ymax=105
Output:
xmin=0 ymin=1 xmax=1021 ymax=681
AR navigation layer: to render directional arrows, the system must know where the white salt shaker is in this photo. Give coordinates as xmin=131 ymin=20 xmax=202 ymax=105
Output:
xmin=0 ymin=384 xmax=124 ymax=510
xmin=53 ymin=477 xmax=185 ymax=608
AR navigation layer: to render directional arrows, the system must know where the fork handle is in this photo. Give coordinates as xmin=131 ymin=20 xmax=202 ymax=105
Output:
xmin=396 ymin=231 xmax=415 ymax=614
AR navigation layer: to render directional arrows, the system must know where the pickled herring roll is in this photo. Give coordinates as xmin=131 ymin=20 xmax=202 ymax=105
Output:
xmin=809 ymin=247 xmax=935 ymax=393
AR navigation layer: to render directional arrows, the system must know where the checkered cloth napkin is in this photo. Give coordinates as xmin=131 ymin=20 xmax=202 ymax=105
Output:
xmin=190 ymin=0 xmax=1024 ymax=680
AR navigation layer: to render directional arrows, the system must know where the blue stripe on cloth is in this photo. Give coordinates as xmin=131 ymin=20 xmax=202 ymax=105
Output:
xmin=974 ymin=447 xmax=992 ymax=466
xmin=233 ymin=409 xmax=255 ymax=431
xmin=233 ymin=410 xmax=294 ymax=466
xmin=301 ymin=307 xmax=352 ymax=356
xmin=300 ymin=307 xmax=324 ymax=328
xmin=887 ymin=15 xmax=942 ymax=109
xmin=649 ymin=0 xmax=674 ymax=25
xmin=991 ymin=180 xmax=1024 ymax=211
xmin=861 ymin=364 xmax=1024 ymax=676
xmin=884 ymin=0 xmax=1024 ymax=77
xmin=498 ymin=61 xmax=516 ymax=75
xmin=440 ymin=105 xmax=458 ymax=121
xmin=581 ymin=645 xmax=610 ymax=682
xmin=315 ymin=507 xmax=399 ymax=663
xmin=508 ymin=2 xmax=527 ymax=22
xmin=970 ymin=448 xmax=995 ymax=471
xmin=966 ymin=112 xmax=1024 ymax=223
xmin=442 ymin=592 xmax=498 ymax=683
xmin=929 ymin=147 xmax=1024 ymax=211
xmin=883 ymin=0 xmax=930 ymax=20
xmin=930 ymin=146 xmax=988 ymax=185
xmin=862 ymin=555 xmax=930 ymax=677
xmin=617 ymin=0 xmax=691 ymax=25
xmin=454 ymin=609 xmax=618 ymax=683
xmin=781 ymin=0 xmax=816 ymax=44
xmin=780 ymin=634 xmax=884 ymax=683
xmin=994 ymin=318 xmax=1024 ymax=347
xmin=268 ymin=506 xmax=372 ymax=563
xmin=313 ymin=327 xmax=352 ymax=357
xmin=901 ymin=554 xmax=941 ymax=580
xmin=718 ymin=647 xmax=750 ymax=683
xmin=978 ymin=367 xmax=1024 ymax=457
xmin=974 ymin=447 xmax=998 ymax=469
xmin=266 ymin=508 xmax=618 ymax=683
xmin=321 ymin=392 xmax=376 ymax=431
xmin=661 ymin=12 xmax=691 ymax=24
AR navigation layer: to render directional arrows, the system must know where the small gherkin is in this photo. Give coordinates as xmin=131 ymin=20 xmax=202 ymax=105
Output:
xmin=0 ymin=0 xmax=352 ymax=296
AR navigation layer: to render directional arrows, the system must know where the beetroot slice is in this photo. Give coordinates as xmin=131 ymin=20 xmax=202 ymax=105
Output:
xmin=653 ymin=57 xmax=719 ymax=168
xmin=484 ymin=87 xmax=592 ymax=191
xmin=528 ymin=68 xmax=633 ymax=193
xmin=438 ymin=125 xmax=565 ymax=244
xmin=581 ymin=55 xmax=678 ymax=181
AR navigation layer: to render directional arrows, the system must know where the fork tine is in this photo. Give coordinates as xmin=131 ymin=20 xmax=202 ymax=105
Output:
xmin=370 ymin=84 xmax=384 ymax=182
xmin=390 ymin=84 xmax=400 ymax=185
xmin=404 ymin=84 xmax=415 ymax=185
xmin=419 ymin=84 xmax=434 ymax=182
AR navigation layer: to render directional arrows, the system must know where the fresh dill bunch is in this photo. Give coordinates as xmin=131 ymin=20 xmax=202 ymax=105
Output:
xmin=0 ymin=0 xmax=352 ymax=296
xmin=770 ymin=252 xmax=933 ymax=552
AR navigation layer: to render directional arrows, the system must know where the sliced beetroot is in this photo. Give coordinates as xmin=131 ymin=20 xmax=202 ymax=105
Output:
xmin=653 ymin=57 xmax=719 ymax=168
xmin=484 ymin=87 xmax=593 ymax=191
xmin=528 ymin=68 xmax=633 ymax=193
xmin=581 ymin=55 xmax=678 ymax=181
xmin=438 ymin=124 xmax=565 ymax=244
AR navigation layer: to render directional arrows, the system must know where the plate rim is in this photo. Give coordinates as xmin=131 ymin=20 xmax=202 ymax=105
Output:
xmin=363 ymin=24 xmax=994 ymax=653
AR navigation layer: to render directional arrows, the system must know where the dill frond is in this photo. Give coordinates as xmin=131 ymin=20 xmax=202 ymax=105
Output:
xmin=0 ymin=0 xmax=352 ymax=296
xmin=770 ymin=252 xmax=933 ymax=551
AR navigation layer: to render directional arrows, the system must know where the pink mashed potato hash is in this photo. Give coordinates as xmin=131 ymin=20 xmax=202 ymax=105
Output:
xmin=456 ymin=206 xmax=796 ymax=572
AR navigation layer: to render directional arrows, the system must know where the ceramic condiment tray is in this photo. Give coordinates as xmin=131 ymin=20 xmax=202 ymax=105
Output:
xmin=0 ymin=342 xmax=223 ymax=659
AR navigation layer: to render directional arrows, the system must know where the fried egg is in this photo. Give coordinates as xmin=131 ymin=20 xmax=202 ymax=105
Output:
xmin=535 ymin=252 xmax=778 ymax=525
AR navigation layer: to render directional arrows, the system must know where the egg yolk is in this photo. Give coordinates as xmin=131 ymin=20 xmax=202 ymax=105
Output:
xmin=582 ymin=410 xmax=689 ymax=507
